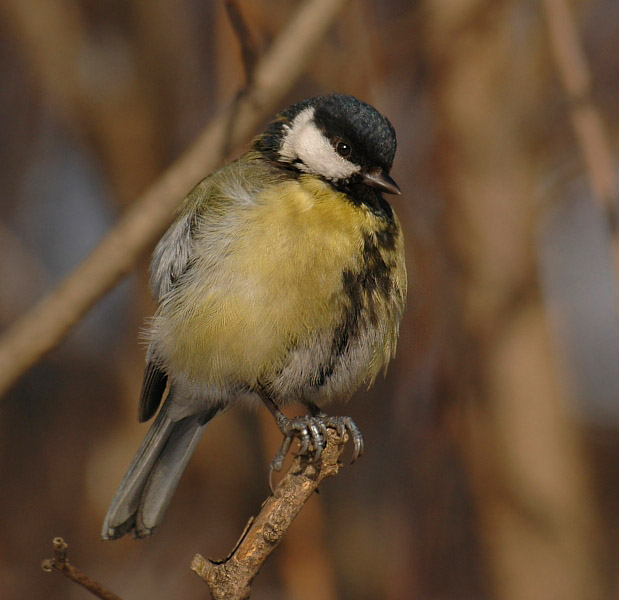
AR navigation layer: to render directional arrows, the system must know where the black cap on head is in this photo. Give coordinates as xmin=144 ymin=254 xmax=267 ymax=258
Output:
xmin=310 ymin=94 xmax=397 ymax=171
xmin=256 ymin=94 xmax=397 ymax=172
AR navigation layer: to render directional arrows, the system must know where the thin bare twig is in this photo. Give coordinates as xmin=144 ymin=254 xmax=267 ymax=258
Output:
xmin=221 ymin=0 xmax=260 ymax=157
xmin=225 ymin=0 xmax=259 ymax=88
xmin=542 ymin=0 xmax=619 ymax=298
xmin=191 ymin=429 xmax=347 ymax=600
xmin=0 ymin=0 xmax=350 ymax=399
xmin=42 ymin=538 xmax=125 ymax=600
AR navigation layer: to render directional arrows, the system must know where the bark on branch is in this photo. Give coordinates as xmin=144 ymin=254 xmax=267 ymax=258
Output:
xmin=191 ymin=429 xmax=347 ymax=600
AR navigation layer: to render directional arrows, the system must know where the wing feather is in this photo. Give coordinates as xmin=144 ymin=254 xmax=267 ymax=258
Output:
xmin=149 ymin=209 xmax=197 ymax=301
xmin=138 ymin=361 xmax=168 ymax=422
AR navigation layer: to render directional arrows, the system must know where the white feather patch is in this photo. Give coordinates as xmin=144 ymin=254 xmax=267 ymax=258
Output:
xmin=279 ymin=107 xmax=360 ymax=181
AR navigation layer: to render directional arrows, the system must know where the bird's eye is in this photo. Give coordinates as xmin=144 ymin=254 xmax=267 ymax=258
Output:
xmin=335 ymin=140 xmax=352 ymax=158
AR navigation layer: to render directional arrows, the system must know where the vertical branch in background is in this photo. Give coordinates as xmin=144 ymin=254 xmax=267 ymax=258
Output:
xmin=224 ymin=0 xmax=259 ymax=87
xmin=542 ymin=0 xmax=619 ymax=304
xmin=220 ymin=0 xmax=259 ymax=157
xmin=423 ymin=2 xmax=602 ymax=600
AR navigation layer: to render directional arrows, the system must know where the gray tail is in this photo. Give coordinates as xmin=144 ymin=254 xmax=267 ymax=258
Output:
xmin=101 ymin=401 xmax=214 ymax=540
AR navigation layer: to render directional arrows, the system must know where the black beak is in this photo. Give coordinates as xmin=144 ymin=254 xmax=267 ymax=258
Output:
xmin=362 ymin=170 xmax=401 ymax=195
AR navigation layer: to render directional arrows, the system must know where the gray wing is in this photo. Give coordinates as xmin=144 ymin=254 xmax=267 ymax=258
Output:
xmin=150 ymin=207 xmax=197 ymax=302
xmin=141 ymin=183 xmax=207 ymax=421
xmin=139 ymin=361 xmax=168 ymax=422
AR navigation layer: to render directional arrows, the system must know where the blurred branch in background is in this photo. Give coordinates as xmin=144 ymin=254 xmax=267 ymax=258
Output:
xmin=0 ymin=0 xmax=162 ymax=206
xmin=423 ymin=1 xmax=602 ymax=599
xmin=220 ymin=0 xmax=259 ymax=158
xmin=542 ymin=0 xmax=619 ymax=304
xmin=0 ymin=220 xmax=48 ymax=324
xmin=0 ymin=0 xmax=350 ymax=399
xmin=224 ymin=0 xmax=259 ymax=87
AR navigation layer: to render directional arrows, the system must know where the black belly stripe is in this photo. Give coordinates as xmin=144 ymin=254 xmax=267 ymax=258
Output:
xmin=312 ymin=228 xmax=396 ymax=389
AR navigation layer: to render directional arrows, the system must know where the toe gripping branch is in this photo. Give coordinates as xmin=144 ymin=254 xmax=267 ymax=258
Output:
xmin=259 ymin=392 xmax=364 ymax=490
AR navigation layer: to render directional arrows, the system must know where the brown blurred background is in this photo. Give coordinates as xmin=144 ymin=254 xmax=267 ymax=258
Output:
xmin=1 ymin=0 xmax=618 ymax=598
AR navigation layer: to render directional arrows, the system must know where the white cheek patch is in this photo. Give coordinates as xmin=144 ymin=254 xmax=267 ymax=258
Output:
xmin=279 ymin=107 xmax=361 ymax=181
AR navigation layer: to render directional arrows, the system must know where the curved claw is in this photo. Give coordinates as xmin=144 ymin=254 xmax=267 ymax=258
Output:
xmin=350 ymin=432 xmax=363 ymax=463
xmin=345 ymin=419 xmax=364 ymax=463
xmin=317 ymin=415 xmax=364 ymax=464
xmin=317 ymin=420 xmax=329 ymax=447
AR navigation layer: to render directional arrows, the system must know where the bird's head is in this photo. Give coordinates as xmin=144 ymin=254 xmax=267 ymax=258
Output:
xmin=254 ymin=94 xmax=400 ymax=196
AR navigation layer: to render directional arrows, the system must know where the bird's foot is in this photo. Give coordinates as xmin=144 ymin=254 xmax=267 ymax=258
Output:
xmin=268 ymin=413 xmax=364 ymax=491
xmin=317 ymin=414 xmax=364 ymax=463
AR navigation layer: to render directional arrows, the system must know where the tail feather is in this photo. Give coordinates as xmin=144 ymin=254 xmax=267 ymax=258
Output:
xmin=101 ymin=400 xmax=214 ymax=540
xmin=135 ymin=416 xmax=208 ymax=537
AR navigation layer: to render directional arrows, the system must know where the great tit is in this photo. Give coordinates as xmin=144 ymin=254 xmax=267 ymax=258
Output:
xmin=102 ymin=94 xmax=407 ymax=540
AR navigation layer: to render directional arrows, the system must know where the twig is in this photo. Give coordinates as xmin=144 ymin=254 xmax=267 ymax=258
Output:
xmin=224 ymin=0 xmax=259 ymax=88
xmin=221 ymin=0 xmax=260 ymax=157
xmin=42 ymin=537 xmax=125 ymax=600
xmin=0 ymin=0 xmax=350 ymax=399
xmin=191 ymin=429 xmax=347 ymax=600
xmin=542 ymin=0 xmax=619 ymax=300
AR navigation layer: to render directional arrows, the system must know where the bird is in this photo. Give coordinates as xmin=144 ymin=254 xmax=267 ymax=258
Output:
xmin=101 ymin=93 xmax=407 ymax=540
